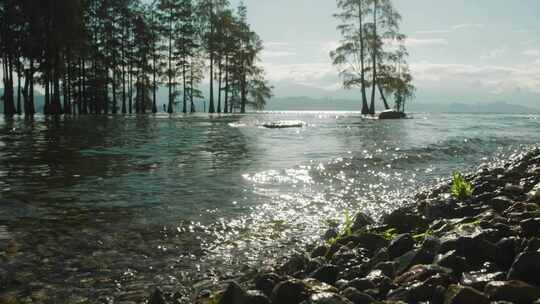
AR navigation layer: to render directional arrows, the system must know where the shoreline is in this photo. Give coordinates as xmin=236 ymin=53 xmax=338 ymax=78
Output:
xmin=167 ymin=146 xmax=540 ymax=304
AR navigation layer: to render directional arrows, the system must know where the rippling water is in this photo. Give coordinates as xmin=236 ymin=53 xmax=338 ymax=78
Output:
xmin=0 ymin=112 xmax=538 ymax=302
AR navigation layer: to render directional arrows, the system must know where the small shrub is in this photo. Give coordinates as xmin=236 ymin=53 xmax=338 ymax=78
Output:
xmin=451 ymin=170 xmax=472 ymax=201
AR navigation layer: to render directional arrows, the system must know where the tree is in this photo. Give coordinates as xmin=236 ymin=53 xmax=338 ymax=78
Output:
xmin=331 ymin=0 xmax=370 ymax=114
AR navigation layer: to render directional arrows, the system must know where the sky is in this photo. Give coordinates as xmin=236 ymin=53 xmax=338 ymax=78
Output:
xmin=232 ymin=0 xmax=540 ymax=108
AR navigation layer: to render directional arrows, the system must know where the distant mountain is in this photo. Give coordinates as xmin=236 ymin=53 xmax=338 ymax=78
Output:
xmin=265 ymin=96 xmax=540 ymax=114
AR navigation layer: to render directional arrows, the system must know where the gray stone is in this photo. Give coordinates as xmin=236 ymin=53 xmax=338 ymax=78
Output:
xmin=341 ymin=287 xmax=376 ymax=304
xmin=387 ymin=234 xmax=414 ymax=259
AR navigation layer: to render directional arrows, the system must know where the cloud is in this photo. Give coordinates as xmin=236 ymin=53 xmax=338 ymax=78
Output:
xmin=523 ymin=49 xmax=540 ymax=56
xmin=262 ymin=41 xmax=297 ymax=59
xmin=414 ymin=30 xmax=452 ymax=35
xmin=481 ymin=48 xmax=507 ymax=60
xmin=261 ymin=62 xmax=337 ymax=88
xmin=405 ymin=38 xmax=449 ymax=48
xmin=411 ymin=61 xmax=540 ymax=94
xmin=451 ymin=23 xmax=485 ymax=30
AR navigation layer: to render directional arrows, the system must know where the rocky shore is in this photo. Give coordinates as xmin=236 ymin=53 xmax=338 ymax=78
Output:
xmin=153 ymin=146 xmax=540 ymax=304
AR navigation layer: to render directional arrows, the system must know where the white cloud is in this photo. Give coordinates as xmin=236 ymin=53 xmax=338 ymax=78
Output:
xmin=414 ymin=30 xmax=452 ymax=35
xmin=481 ymin=48 xmax=507 ymax=60
xmin=411 ymin=61 xmax=540 ymax=94
xmin=451 ymin=23 xmax=485 ymax=30
xmin=405 ymin=38 xmax=449 ymax=48
xmin=523 ymin=49 xmax=540 ymax=56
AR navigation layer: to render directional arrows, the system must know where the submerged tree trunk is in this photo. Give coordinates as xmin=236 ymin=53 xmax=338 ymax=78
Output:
xmin=217 ymin=59 xmax=222 ymax=113
xmin=224 ymin=56 xmax=229 ymax=114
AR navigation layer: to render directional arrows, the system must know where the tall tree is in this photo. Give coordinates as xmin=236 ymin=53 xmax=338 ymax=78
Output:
xmin=331 ymin=0 xmax=370 ymax=114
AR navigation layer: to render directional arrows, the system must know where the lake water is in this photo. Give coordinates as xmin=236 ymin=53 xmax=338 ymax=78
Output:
xmin=0 ymin=112 xmax=538 ymax=303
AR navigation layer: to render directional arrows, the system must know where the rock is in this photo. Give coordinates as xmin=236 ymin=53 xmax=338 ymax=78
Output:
xmin=503 ymin=183 xmax=525 ymax=196
xmin=304 ymin=292 xmax=353 ymax=304
xmin=489 ymin=196 xmax=514 ymax=213
xmin=351 ymin=213 xmax=375 ymax=231
xmin=344 ymin=279 xmax=376 ymax=292
xmin=435 ymin=250 xmax=469 ymax=275
xmin=342 ymin=232 xmax=389 ymax=253
xmin=324 ymin=229 xmax=339 ymax=241
xmin=461 ymin=271 xmax=506 ymax=291
xmin=382 ymin=207 xmax=429 ymax=233
xmin=394 ymin=264 xmax=452 ymax=285
xmin=340 ymin=287 xmax=376 ymax=304
xmin=443 ymin=284 xmax=490 ymax=304
xmin=281 ymin=254 xmax=309 ymax=275
xmin=304 ymin=278 xmax=338 ymax=294
xmin=245 ymin=290 xmax=270 ymax=304
xmin=373 ymin=261 xmax=395 ymax=279
xmin=484 ymin=280 xmax=540 ymax=304
xmin=255 ymin=273 xmax=283 ymax=297
xmin=219 ymin=282 xmax=247 ymax=304
xmin=387 ymin=234 xmax=414 ymax=259
xmin=520 ymin=218 xmax=540 ymax=237
xmin=528 ymin=183 xmax=540 ymax=203
xmin=149 ymin=288 xmax=167 ymax=304
xmin=312 ymin=245 xmax=329 ymax=259
xmin=524 ymin=237 xmax=540 ymax=252
xmin=272 ymin=279 xmax=309 ymax=304
xmin=311 ymin=265 xmax=340 ymax=285
xmin=507 ymin=251 xmax=540 ymax=286
xmin=494 ymin=237 xmax=520 ymax=269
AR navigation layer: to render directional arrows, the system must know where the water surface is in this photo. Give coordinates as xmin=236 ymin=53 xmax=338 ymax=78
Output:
xmin=0 ymin=112 xmax=538 ymax=302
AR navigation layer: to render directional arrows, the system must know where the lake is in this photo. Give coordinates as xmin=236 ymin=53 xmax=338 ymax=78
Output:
xmin=0 ymin=112 xmax=538 ymax=303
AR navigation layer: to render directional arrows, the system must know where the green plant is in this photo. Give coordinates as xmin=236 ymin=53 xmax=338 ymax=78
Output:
xmin=451 ymin=170 xmax=472 ymax=200
xmin=326 ymin=210 xmax=354 ymax=247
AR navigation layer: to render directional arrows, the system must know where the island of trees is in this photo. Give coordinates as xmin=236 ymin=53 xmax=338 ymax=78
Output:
xmin=0 ymin=0 xmax=272 ymax=116
xmin=331 ymin=0 xmax=415 ymax=116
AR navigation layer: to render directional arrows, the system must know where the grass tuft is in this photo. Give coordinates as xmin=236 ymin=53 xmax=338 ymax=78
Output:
xmin=451 ymin=170 xmax=473 ymax=201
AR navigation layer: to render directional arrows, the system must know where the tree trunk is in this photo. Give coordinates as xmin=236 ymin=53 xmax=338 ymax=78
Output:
xmin=378 ymin=84 xmax=389 ymax=110
xmin=224 ymin=56 xmax=229 ymax=114
xmin=369 ymin=0 xmax=377 ymax=115
xmin=182 ymin=62 xmax=187 ymax=113
xmin=217 ymin=58 xmax=222 ymax=113
xmin=17 ymin=69 xmax=21 ymax=115
xmin=358 ymin=0 xmax=369 ymax=115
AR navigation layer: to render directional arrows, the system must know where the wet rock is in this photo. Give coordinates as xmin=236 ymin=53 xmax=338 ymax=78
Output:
xmin=484 ymin=280 xmax=540 ymax=304
xmin=304 ymin=278 xmax=338 ymax=294
xmin=524 ymin=237 xmax=540 ymax=252
xmin=494 ymin=237 xmax=520 ymax=269
xmin=324 ymin=229 xmax=339 ymax=241
xmin=311 ymin=245 xmax=329 ymax=259
xmin=435 ymin=250 xmax=469 ymax=275
xmin=503 ymin=183 xmax=525 ymax=196
xmin=527 ymin=183 xmax=540 ymax=203
xmin=219 ymin=282 xmax=247 ymax=304
xmin=340 ymin=287 xmax=376 ymax=304
xmin=271 ymin=279 xmax=309 ymax=304
xmin=520 ymin=218 xmax=540 ymax=237
xmin=382 ymin=207 xmax=429 ymax=233
xmin=461 ymin=271 xmax=506 ymax=291
xmin=245 ymin=290 xmax=270 ymax=304
xmin=444 ymin=284 xmax=490 ymax=304
xmin=372 ymin=261 xmax=395 ymax=279
xmin=489 ymin=196 xmax=515 ymax=213
xmin=255 ymin=273 xmax=283 ymax=297
xmin=343 ymin=232 xmax=389 ymax=253
xmin=303 ymin=292 xmax=353 ymax=304
xmin=149 ymin=288 xmax=167 ymax=304
xmin=281 ymin=254 xmax=309 ymax=275
xmin=507 ymin=251 xmax=540 ymax=286
xmin=394 ymin=264 xmax=452 ymax=285
xmin=311 ymin=265 xmax=340 ymax=285
xmin=351 ymin=213 xmax=375 ymax=231
xmin=387 ymin=234 xmax=414 ymax=259
xmin=344 ymin=279 xmax=376 ymax=292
